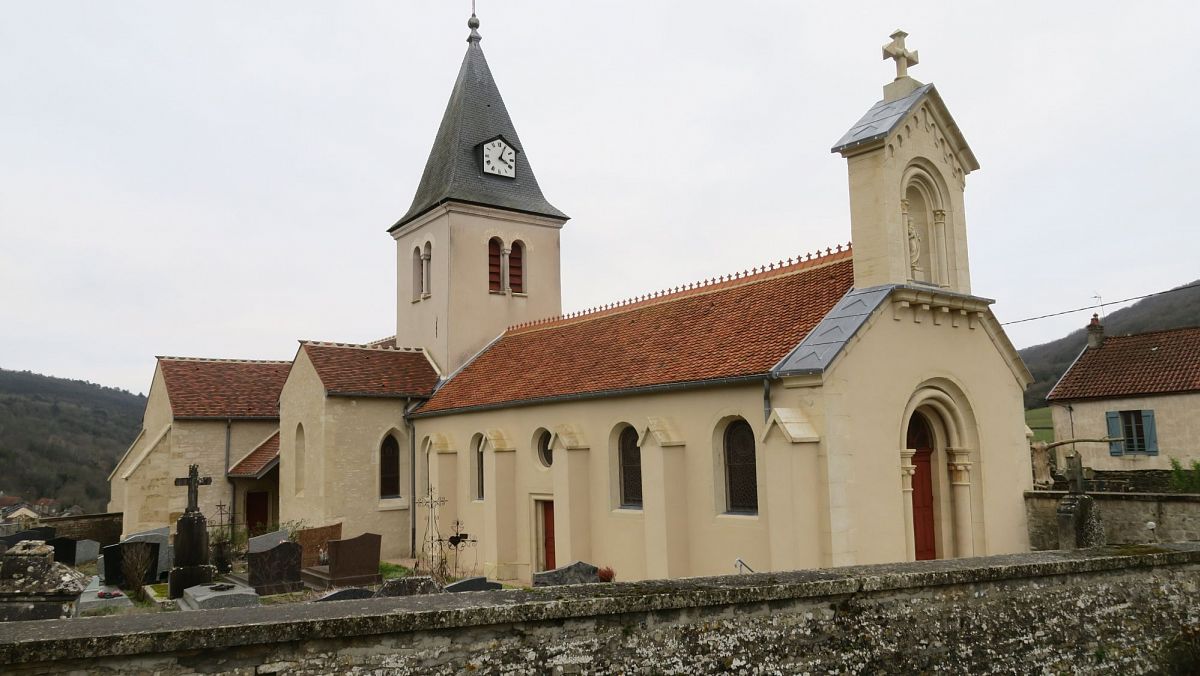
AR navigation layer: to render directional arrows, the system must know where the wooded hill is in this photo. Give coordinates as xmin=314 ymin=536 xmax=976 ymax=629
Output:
xmin=1017 ymin=280 xmax=1200 ymax=409
xmin=0 ymin=368 xmax=145 ymax=513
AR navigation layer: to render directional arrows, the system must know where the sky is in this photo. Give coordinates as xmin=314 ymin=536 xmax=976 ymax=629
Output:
xmin=2 ymin=1 xmax=1198 ymax=395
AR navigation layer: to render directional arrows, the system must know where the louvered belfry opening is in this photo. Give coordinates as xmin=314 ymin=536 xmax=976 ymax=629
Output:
xmin=618 ymin=426 xmax=642 ymax=508
xmin=380 ymin=435 xmax=401 ymax=499
xmin=488 ymin=237 xmax=503 ymax=292
xmin=509 ymin=241 xmax=524 ymax=293
xmin=724 ymin=419 xmax=758 ymax=513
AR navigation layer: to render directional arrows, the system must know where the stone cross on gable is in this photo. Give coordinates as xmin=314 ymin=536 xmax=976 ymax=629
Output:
xmin=174 ymin=464 xmax=212 ymax=513
xmin=883 ymin=29 xmax=919 ymax=79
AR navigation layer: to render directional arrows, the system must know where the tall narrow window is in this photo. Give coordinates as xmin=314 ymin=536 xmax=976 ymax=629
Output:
xmin=474 ymin=436 xmax=486 ymax=500
xmin=618 ymin=426 xmax=642 ymax=508
xmin=380 ymin=435 xmax=401 ymax=499
xmin=724 ymin=419 xmax=758 ymax=513
xmin=412 ymin=247 xmax=423 ymax=300
xmin=509 ymin=240 xmax=524 ymax=293
xmin=488 ymin=237 xmax=503 ymax=292
xmin=422 ymin=242 xmax=432 ymax=297
xmin=294 ymin=423 xmax=306 ymax=496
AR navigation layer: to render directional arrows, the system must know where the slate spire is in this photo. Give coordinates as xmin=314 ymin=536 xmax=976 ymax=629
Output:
xmin=391 ymin=14 xmax=566 ymax=230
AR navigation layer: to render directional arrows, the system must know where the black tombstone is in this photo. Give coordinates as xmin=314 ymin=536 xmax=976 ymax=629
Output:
xmin=247 ymin=541 xmax=303 ymax=596
xmin=46 ymin=537 xmax=77 ymax=565
xmin=101 ymin=541 xmax=161 ymax=587
xmin=167 ymin=464 xmax=216 ymax=599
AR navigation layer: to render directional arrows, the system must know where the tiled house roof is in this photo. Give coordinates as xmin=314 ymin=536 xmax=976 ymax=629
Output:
xmin=1047 ymin=326 xmax=1200 ymax=401
xmin=228 ymin=431 xmax=280 ymax=479
xmin=419 ymin=248 xmax=855 ymax=415
xmin=158 ymin=358 xmax=292 ymax=419
xmin=302 ymin=342 xmax=440 ymax=398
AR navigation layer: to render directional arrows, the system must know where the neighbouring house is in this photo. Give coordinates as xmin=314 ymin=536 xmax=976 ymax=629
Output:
xmin=1047 ymin=318 xmax=1200 ymax=477
xmin=111 ymin=20 xmax=1035 ymax=580
xmin=1 ymin=504 xmax=40 ymax=523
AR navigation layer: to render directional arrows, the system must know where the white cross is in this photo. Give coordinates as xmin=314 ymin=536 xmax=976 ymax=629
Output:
xmin=883 ymin=30 xmax=919 ymax=79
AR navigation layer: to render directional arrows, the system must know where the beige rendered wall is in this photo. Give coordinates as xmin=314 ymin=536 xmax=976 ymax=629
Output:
xmin=109 ymin=365 xmax=174 ymax=535
xmin=168 ymin=420 xmax=277 ymax=530
xmin=393 ymin=203 xmax=564 ymax=373
xmin=414 ymin=384 xmax=819 ymax=584
xmin=816 ymin=302 xmax=1031 ymax=567
xmin=278 ymin=350 xmax=330 ymax=527
xmin=1049 ymin=392 xmax=1200 ymax=471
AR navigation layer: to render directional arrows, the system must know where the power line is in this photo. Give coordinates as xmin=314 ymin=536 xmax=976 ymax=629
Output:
xmin=1001 ymin=281 xmax=1200 ymax=326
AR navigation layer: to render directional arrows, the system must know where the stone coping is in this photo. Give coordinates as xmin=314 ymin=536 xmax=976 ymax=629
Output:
xmin=2 ymin=544 xmax=1199 ymax=666
xmin=1025 ymin=490 xmax=1200 ymax=503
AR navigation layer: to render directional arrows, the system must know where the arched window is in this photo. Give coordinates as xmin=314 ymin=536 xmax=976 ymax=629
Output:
xmin=488 ymin=237 xmax=503 ymax=292
xmin=412 ymin=247 xmax=424 ymax=300
xmin=380 ymin=435 xmax=401 ymax=499
xmin=536 ymin=429 xmax=552 ymax=468
xmin=723 ymin=419 xmax=757 ymax=514
xmin=422 ymin=242 xmax=432 ymax=297
xmin=473 ymin=435 xmax=485 ymax=500
xmin=618 ymin=426 xmax=642 ymax=508
xmin=509 ymin=240 xmax=524 ymax=294
xmin=294 ymin=423 xmax=306 ymax=496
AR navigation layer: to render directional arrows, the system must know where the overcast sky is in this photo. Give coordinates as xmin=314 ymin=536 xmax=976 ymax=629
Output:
xmin=2 ymin=2 xmax=1197 ymax=395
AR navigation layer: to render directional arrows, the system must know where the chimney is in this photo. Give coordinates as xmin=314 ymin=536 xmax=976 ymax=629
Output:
xmin=1086 ymin=314 xmax=1105 ymax=349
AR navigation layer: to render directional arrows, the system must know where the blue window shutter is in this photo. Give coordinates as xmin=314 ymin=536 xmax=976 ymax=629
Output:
xmin=1106 ymin=411 xmax=1123 ymax=456
xmin=1142 ymin=410 xmax=1158 ymax=455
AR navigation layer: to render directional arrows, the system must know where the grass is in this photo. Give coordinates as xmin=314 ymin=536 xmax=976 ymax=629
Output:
xmin=1025 ymin=406 xmax=1055 ymax=443
xmin=379 ymin=562 xmax=412 ymax=580
xmin=148 ymin=583 xmax=168 ymax=598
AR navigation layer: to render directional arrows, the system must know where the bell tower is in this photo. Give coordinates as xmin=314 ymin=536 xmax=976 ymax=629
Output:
xmin=390 ymin=14 xmax=568 ymax=373
xmin=832 ymin=30 xmax=979 ymax=294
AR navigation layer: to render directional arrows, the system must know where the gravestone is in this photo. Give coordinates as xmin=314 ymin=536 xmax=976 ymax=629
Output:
xmin=168 ymin=465 xmax=216 ymax=599
xmin=77 ymin=575 xmax=133 ymax=614
xmin=124 ymin=527 xmax=171 ymax=580
xmin=1056 ymin=453 xmax=1105 ymax=549
xmin=315 ymin=587 xmax=374 ymax=602
xmin=296 ymin=524 xmax=342 ymax=569
xmin=373 ymin=576 xmax=443 ymax=597
xmin=248 ymin=529 xmax=290 ymax=554
xmin=75 ymin=539 xmax=100 ymax=565
xmin=300 ymin=533 xmax=381 ymax=589
xmin=101 ymin=541 xmax=160 ymax=587
xmin=532 ymin=561 xmax=601 ymax=587
xmin=1 ymin=527 xmax=56 ymax=548
xmin=248 ymin=541 xmax=303 ymax=596
xmin=179 ymin=583 xmax=259 ymax=611
xmin=445 ymin=576 xmax=503 ymax=593
xmin=47 ymin=537 xmax=77 ymax=565
xmin=0 ymin=541 xmax=87 ymax=621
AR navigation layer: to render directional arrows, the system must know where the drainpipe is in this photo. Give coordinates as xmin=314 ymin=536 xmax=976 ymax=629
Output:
xmin=225 ymin=418 xmax=235 ymax=538
xmin=403 ymin=399 xmax=418 ymax=557
xmin=762 ymin=378 xmax=772 ymax=424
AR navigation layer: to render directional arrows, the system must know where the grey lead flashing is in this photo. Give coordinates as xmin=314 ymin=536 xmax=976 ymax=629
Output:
xmin=772 ymin=285 xmax=893 ymax=377
xmin=831 ymin=84 xmax=933 ymax=154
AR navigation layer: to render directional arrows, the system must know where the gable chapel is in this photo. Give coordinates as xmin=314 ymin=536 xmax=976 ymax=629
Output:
xmin=110 ymin=19 xmax=1034 ymax=580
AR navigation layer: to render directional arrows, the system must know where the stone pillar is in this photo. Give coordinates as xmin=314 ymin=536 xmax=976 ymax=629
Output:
xmin=932 ymin=208 xmax=948 ymax=285
xmin=641 ymin=442 xmax=689 ymax=579
xmin=421 ymin=251 xmax=432 ymax=298
xmin=947 ymin=448 xmax=974 ymax=558
xmin=551 ymin=444 xmax=591 ymax=565
xmin=900 ymin=449 xmax=917 ymax=562
xmin=483 ymin=447 xmax=517 ymax=579
xmin=500 ymin=247 xmax=511 ymax=293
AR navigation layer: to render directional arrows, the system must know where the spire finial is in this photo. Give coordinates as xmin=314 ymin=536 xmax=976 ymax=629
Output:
xmin=882 ymin=29 xmax=919 ymax=80
xmin=467 ymin=5 xmax=481 ymax=44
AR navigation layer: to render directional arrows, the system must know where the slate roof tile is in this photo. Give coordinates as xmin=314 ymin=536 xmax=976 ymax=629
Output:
xmin=1047 ymin=326 xmax=1200 ymax=401
xmin=158 ymin=358 xmax=292 ymax=419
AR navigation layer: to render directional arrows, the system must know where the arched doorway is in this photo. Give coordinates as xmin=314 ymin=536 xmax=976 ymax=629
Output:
xmin=907 ymin=413 xmax=937 ymax=560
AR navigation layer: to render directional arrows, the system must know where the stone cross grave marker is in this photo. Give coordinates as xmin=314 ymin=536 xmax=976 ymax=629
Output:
xmin=174 ymin=464 xmax=213 ymax=513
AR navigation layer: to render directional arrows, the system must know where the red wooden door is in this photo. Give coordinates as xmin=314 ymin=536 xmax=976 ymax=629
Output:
xmin=542 ymin=501 xmax=556 ymax=571
xmin=907 ymin=415 xmax=937 ymax=561
xmin=246 ymin=492 xmax=270 ymax=536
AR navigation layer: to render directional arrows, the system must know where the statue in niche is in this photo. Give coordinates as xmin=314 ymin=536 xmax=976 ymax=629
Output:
xmin=902 ymin=199 xmax=922 ymax=275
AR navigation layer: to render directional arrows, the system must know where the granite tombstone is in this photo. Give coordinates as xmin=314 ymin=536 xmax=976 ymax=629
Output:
xmin=248 ymin=529 xmax=290 ymax=554
xmin=101 ymin=540 xmax=160 ymax=587
xmin=300 ymin=533 xmax=382 ymax=589
xmin=247 ymin=541 xmax=303 ymax=596
xmin=532 ymin=561 xmax=601 ymax=587
xmin=47 ymin=537 xmax=77 ymax=565
xmin=445 ymin=576 xmax=503 ymax=593
xmin=124 ymin=527 xmax=171 ymax=580
xmin=373 ymin=576 xmax=443 ymax=597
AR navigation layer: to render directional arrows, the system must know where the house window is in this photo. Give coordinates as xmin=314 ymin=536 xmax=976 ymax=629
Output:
xmin=473 ymin=435 xmax=486 ymax=500
xmin=537 ymin=429 xmax=553 ymax=468
xmin=1106 ymin=410 xmax=1158 ymax=456
xmin=380 ymin=435 xmax=401 ymax=499
xmin=618 ymin=426 xmax=642 ymax=508
xmin=488 ymin=237 xmax=503 ymax=292
xmin=509 ymin=240 xmax=524 ymax=293
xmin=724 ymin=419 xmax=758 ymax=513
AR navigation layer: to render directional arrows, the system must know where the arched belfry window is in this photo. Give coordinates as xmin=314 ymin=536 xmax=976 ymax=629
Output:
xmin=618 ymin=426 xmax=642 ymax=508
xmin=723 ymin=419 xmax=758 ymax=514
xmin=901 ymin=166 xmax=949 ymax=287
xmin=509 ymin=240 xmax=524 ymax=294
xmin=380 ymin=435 xmax=401 ymax=499
xmin=488 ymin=237 xmax=503 ymax=292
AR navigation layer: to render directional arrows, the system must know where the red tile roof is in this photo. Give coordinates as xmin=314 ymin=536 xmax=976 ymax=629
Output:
xmin=158 ymin=358 xmax=292 ymax=419
xmin=1047 ymin=325 xmax=1200 ymax=401
xmin=302 ymin=342 xmax=440 ymax=398
xmin=0 ymin=496 xmax=22 ymax=508
xmin=228 ymin=431 xmax=280 ymax=479
xmin=420 ymin=248 xmax=855 ymax=415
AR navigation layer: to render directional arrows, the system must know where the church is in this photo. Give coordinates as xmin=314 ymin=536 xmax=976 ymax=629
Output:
xmin=109 ymin=17 xmax=1033 ymax=581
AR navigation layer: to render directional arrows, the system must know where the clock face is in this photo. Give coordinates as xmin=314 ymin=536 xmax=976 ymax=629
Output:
xmin=482 ymin=139 xmax=516 ymax=178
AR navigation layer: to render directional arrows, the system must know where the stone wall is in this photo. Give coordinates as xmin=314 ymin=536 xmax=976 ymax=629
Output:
xmin=1026 ymin=491 xmax=1200 ymax=550
xmin=2 ymin=545 xmax=1200 ymax=674
xmin=39 ymin=512 xmax=123 ymax=546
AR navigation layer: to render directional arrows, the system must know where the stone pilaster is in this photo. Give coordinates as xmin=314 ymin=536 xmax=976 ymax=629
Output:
xmin=900 ymin=449 xmax=917 ymax=562
xmin=948 ymin=448 xmax=974 ymax=557
xmin=483 ymin=447 xmax=517 ymax=579
xmin=551 ymin=444 xmax=591 ymax=565
xmin=642 ymin=442 xmax=689 ymax=579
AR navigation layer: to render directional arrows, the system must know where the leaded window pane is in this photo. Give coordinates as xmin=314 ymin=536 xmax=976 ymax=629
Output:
xmin=725 ymin=420 xmax=758 ymax=513
xmin=619 ymin=427 xmax=642 ymax=508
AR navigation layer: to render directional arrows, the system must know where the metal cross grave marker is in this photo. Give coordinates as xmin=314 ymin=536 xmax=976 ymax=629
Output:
xmin=174 ymin=464 xmax=213 ymax=513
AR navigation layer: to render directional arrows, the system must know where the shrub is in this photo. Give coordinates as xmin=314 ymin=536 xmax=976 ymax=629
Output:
xmin=1168 ymin=458 xmax=1200 ymax=493
xmin=120 ymin=542 xmax=155 ymax=601
xmin=597 ymin=566 xmax=615 ymax=582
